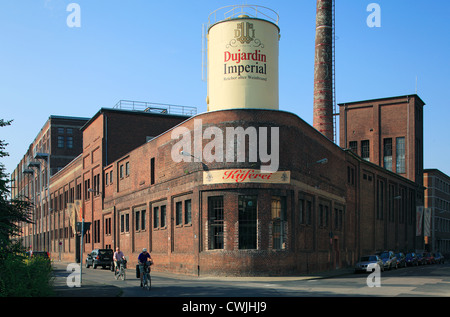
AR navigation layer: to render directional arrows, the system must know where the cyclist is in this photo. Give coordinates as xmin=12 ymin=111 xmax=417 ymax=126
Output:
xmin=138 ymin=248 xmax=153 ymax=287
xmin=113 ymin=247 xmax=126 ymax=272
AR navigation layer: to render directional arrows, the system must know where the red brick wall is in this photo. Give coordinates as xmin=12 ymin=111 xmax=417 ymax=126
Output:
xmin=26 ymin=108 xmax=422 ymax=276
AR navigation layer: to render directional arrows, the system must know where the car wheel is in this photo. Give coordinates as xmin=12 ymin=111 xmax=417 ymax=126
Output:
xmin=93 ymin=263 xmax=97 ymax=269
xmin=85 ymin=261 xmax=90 ymax=268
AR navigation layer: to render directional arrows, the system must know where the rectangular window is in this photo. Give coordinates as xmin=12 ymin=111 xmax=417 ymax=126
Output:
xmin=184 ymin=199 xmax=192 ymax=225
xmin=105 ymin=218 xmax=110 ymax=235
xmin=150 ymin=158 xmax=155 ymax=185
xmin=84 ymin=179 xmax=90 ymax=200
xmin=306 ymin=200 xmax=312 ymax=225
xmin=94 ymin=220 xmax=100 ymax=243
xmin=238 ymin=195 xmax=257 ymax=250
xmin=299 ymin=198 xmax=305 ymax=224
xmin=361 ymin=140 xmax=370 ymax=161
xmin=396 ymin=137 xmax=405 ymax=174
xmin=415 ymin=138 xmax=421 ymax=176
xmin=389 ymin=184 xmax=395 ymax=222
xmin=160 ymin=205 xmax=166 ymax=227
xmin=153 ymin=206 xmax=159 ymax=228
xmin=125 ymin=162 xmax=130 ymax=176
xmin=319 ymin=202 xmax=329 ymax=228
xmin=271 ymin=196 xmax=286 ymax=249
xmin=377 ymin=179 xmax=384 ymax=220
xmin=349 ymin=141 xmax=357 ymax=153
xmin=141 ymin=210 xmax=146 ymax=231
xmin=208 ymin=196 xmax=224 ymax=250
xmin=383 ymin=138 xmax=393 ymax=171
xmin=57 ymin=136 xmax=64 ymax=148
xmin=67 ymin=136 xmax=73 ymax=149
xmin=93 ymin=174 xmax=100 ymax=196
xmin=135 ymin=210 xmax=140 ymax=231
xmin=334 ymin=206 xmax=344 ymax=231
xmin=120 ymin=165 xmax=124 ymax=178
xmin=319 ymin=204 xmax=324 ymax=227
xmin=76 ymin=183 xmax=81 ymax=200
xmin=175 ymin=201 xmax=182 ymax=226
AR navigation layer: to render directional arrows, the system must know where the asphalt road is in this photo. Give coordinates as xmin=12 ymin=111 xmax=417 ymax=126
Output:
xmin=53 ymin=261 xmax=450 ymax=298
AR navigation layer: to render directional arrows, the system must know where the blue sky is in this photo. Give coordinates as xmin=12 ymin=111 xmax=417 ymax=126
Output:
xmin=1 ymin=0 xmax=449 ymax=178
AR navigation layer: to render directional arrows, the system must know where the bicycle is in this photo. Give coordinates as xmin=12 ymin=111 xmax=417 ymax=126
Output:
xmin=114 ymin=259 xmax=127 ymax=280
xmin=141 ymin=261 xmax=152 ymax=290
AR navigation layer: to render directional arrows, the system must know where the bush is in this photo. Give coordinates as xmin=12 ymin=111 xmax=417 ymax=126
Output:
xmin=0 ymin=253 xmax=54 ymax=297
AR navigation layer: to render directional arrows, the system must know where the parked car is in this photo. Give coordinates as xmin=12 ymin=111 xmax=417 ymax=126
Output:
xmin=85 ymin=249 xmax=114 ymax=269
xmin=422 ymin=252 xmax=435 ymax=265
xmin=377 ymin=251 xmax=398 ymax=270
xmin=416 ymin=253 xmax=425 ymax=265
xmin=405 ymin=252 xmax=419 ymax=266
xmin=354 ymin=255 xmax=384 ymax=273
xmin=434 ymin=252 xmax=445 ymax=264
xmin=395 ymin=252 xmax=407 ymax=268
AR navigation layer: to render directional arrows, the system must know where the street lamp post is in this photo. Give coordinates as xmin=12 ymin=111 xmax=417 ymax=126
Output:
xmin=307 ymin=158 xmax=328 ymax=167
xmin=180 ymin=150 xmax=201 ymax=161
xmin=34 ymin=152 xmax=50 ymax=253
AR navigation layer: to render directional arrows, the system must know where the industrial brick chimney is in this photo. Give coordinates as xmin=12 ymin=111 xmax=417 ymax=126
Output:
xmin=313 ymin=0 xmax=334 ymax=140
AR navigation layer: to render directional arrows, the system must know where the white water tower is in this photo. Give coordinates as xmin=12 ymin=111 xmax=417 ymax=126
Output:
xmin=205 ymin=5 xmax=280 ymax=111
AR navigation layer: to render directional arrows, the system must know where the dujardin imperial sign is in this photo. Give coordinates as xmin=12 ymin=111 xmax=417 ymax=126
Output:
xmin=207 ymin=15 xmax=280 ymax=111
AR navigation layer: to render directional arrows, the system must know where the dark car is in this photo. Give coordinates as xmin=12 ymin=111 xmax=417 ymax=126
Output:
xmin=416 ymin=253 xmax=425 ymax=265
xmin=377 ymin=251 xmax=398 ymax=270
xmin=422 ymin=252 xmax=435 ymax=265
xmin=395 ymin=252 xmax=407 ymax=268
xmin=85 ymin=249 xmax=114 ymax=269
xmin=405 ymin=252 xmax=419 ymax=266
xmin=434 ymin=252 xmax=445 ymax=264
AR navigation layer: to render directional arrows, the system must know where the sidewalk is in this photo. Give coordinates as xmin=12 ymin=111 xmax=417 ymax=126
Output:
xmin=51 ymin=262 xmax=123 ymax=297
xmin=197 ymin=267 xmax=354 ymax=282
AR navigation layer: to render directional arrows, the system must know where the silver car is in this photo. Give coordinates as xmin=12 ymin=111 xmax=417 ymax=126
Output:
xmin=377 ymin=251 xmax=398 ymax=270
xmin=354 ymin=255 xmax=384 ymax=273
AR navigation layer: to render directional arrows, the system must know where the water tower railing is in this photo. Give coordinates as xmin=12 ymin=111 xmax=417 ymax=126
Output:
xmin=208 ymin=5 xmax=279 ymax=27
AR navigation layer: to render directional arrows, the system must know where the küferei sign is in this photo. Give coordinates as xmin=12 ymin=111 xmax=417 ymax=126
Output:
xmin=203 ymin=169 xmax=290 ymax=184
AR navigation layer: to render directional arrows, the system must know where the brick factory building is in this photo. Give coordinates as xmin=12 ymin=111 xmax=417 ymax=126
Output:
xmin=339 ymin=94 xmax=425 ymax=186
xmin=423 ymin=169 xmax=450 ymax=257
xmin=11 ymin=115 xmax=89 ymax=251
xmin=12 ymin=103 xmax=424 ymax=276
xmin=11 ymin=4 xmax=429 ymax=276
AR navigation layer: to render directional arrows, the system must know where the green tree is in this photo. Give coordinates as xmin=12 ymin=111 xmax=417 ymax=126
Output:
xmin=0 ymin=119 xmax=32 ymax=257
xmin=0 ymin=120 xmax=55 ymax=297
